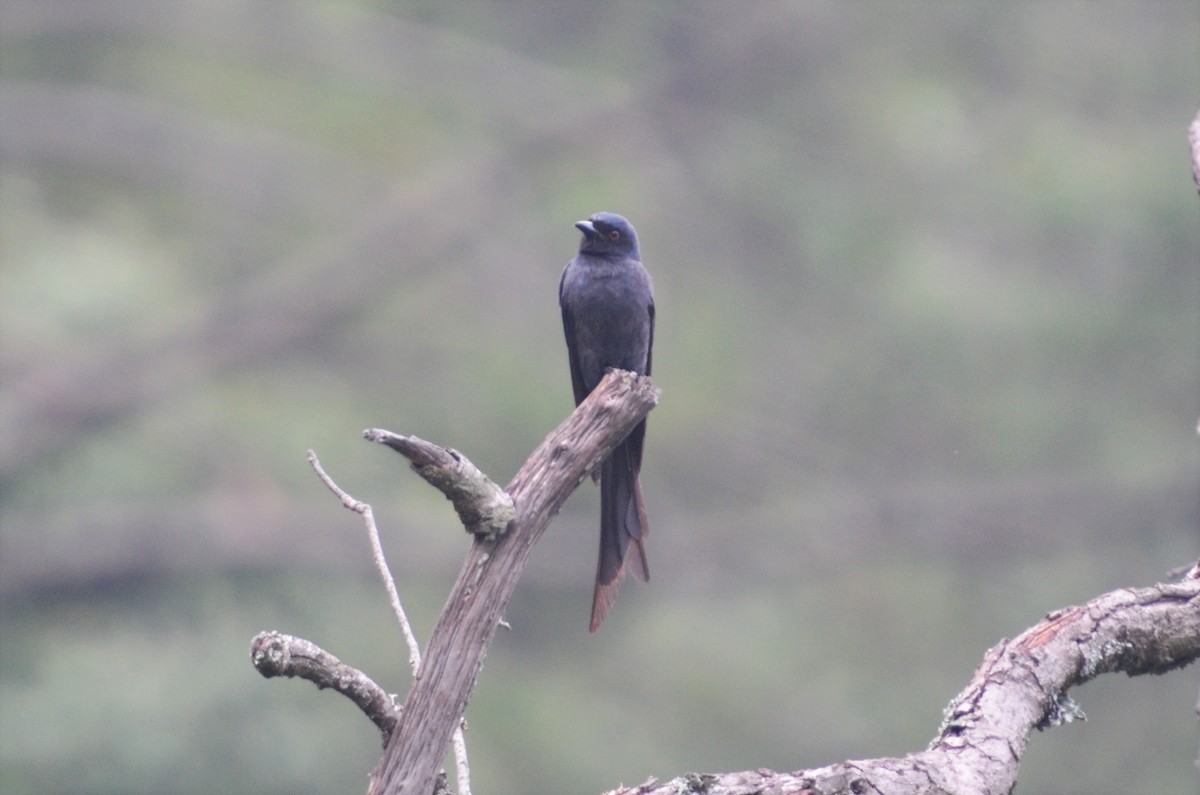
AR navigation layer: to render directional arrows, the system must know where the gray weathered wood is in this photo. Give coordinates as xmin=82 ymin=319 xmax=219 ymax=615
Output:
xmin=601 ymin=570 xmax=1200 ymax=795
xmin=368 ymin=369 xmax=660 ymax=795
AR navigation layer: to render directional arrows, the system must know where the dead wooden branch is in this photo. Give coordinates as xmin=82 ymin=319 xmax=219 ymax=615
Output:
xmin=603 ymin=566 xmax=1200 ymax=795
xmin=257 ymin=450 xmax=475 ymax=792
xmin=250 ymin=631 xmax=400 ymax=744
xmin=367 ymin=369 xmax=660 ymax=795
xmin=362 ymin=430 xmax=515 ymax=539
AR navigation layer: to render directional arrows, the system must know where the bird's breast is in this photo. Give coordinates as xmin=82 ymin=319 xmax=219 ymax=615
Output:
xmin=564 ymin=261 xmax=652 ymax=380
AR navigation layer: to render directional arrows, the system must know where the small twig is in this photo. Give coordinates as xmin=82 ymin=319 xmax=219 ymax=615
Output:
xmin=307 ymin=449 xmax=472 ymax=795
xmin=250 ymin=631 xmax=400 ymax=742
xmin=307 ymin=450 xmax=422 ymax=672
xmin=452 ymin=719 xmax=472 ymax=795
xmin=452 ymin=732 xmax=471 ymax=795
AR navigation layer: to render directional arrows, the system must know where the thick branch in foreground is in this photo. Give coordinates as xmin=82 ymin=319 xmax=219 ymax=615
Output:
xmin=367 ymin=370 xmax=659 ymax=795
xmin=250 ymin=631 xmax=400 ymax=744
xmin=609 ymin=567 xmax=1200 ymax=795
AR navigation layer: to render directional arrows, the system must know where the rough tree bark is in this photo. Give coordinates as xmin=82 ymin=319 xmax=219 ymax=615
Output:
xmin=251 ymin=630 xmax=401 ymax=742
xmin=604 ymin=568 xmax=1200 ymax=795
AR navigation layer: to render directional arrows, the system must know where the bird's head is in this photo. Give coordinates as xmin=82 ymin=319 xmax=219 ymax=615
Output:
xmin=575 ymin=212 xmax=640 ymax=260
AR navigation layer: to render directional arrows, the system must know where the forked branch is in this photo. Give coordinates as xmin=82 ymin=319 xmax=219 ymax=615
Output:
xmin=367 ymin=369 xmax=659 ymax=795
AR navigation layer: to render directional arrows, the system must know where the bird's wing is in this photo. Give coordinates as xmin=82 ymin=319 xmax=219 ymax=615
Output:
xmin=645 ymin=292 xmax=655 ymax=377
xmin=559 ymin=264 xmax=589 ymax=406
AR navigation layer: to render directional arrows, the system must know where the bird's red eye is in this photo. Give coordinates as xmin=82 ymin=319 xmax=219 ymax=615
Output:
xmin=608 ymin=230 xmax=620 ymax=240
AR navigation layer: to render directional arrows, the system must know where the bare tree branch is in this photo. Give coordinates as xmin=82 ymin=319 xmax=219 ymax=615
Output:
xmin=605 ymin=566 xmax=1200 ymax=795
xmin=249 ymin=631 xmax=400 ymax=744
xmin=305 ymin=450 xmax=473 ymax=795
xmin=306 ymin=450 xmax=424 ymax=678
xmin=368 ymin=369 xmax=660 ymax=795
xmin=251 ymin=451 xmax=473 ymax=791
xmin=362 ymin=431 xmax=515 ymax=539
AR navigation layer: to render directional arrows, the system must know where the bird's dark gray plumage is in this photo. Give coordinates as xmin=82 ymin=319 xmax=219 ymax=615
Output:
xmin=559 ymin=211 xmax=654 ymax=632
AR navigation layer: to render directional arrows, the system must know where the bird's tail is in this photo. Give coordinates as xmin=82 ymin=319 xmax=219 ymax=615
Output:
xmin=589 ymin=437 xmax=649 ymax=632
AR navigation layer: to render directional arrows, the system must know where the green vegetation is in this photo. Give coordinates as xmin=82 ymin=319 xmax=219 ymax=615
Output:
xmin=2 ymin=2 xmax=1197 ymax=793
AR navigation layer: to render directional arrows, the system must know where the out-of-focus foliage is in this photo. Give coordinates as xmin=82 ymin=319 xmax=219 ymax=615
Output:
xmin=1 ymin=2 xmax=1197 ymax=793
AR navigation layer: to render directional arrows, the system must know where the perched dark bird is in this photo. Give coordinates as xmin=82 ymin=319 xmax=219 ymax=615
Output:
xmin=559 ymin=212 xmax=655 ymax=632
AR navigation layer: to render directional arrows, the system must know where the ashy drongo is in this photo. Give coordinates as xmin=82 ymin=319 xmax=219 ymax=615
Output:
xmin=559 ymin=212 xmax=655 ymax=632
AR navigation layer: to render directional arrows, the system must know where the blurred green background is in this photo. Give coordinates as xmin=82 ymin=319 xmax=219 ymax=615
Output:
xmin=2 ymin=2 xmax=1198 ymax=793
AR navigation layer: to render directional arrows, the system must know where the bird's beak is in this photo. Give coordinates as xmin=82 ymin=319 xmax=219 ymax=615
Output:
xmin=574 ymin=220 xmax=597 ymax=238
